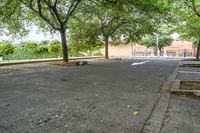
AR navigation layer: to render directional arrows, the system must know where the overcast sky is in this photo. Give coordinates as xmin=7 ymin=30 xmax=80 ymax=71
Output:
xmin=0 ymin=25 xmax=180 ymax=43
xmin=0 ymin=26 xmax=60 ymax=43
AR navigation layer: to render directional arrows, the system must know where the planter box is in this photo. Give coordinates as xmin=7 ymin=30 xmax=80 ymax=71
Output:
xmin=180 ymin=64 xmax=200 ymax=67
xmin=180 ymin=61 xmax=200 ymax=67
xmin=171 ymin=80 xmax=200 ymax=96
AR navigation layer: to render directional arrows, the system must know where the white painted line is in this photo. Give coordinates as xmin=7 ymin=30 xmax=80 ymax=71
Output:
xmin=131 ymin=60 xmax=149 ymax=66
xmin=179 ymin=71 xmax=200 ymax=74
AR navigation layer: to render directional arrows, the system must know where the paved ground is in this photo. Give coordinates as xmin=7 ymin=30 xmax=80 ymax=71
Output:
xmin=160 ymin=95 xmax=200 ymax=133
xmin=0 ymin=58 xmax=179 ymax=133
xmin=160 ymin=62 xmax=200 ymax=133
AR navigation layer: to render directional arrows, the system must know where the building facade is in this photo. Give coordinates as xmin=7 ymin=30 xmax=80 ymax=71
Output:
xmin=103 ymin=41 xmax=196 ymax=57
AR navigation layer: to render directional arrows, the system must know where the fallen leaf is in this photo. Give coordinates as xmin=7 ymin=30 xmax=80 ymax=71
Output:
xmin=133 ymin=111 xmax=138 ymax=115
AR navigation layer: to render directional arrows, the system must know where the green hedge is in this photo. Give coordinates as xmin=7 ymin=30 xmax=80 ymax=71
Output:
xmin=3 ymin=40 xmax=102 ymax=60
xmin=48 ymin=40 xmax=62 ymax=56
xmin=4 ymin=48 xmax=57 ymax=60
xmin=0 ymin=42 xmax=15 ymax=56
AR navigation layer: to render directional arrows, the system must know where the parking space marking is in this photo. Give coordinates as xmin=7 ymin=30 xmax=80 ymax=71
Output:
xmin=131 ymin=60 xmax=149 ymax=66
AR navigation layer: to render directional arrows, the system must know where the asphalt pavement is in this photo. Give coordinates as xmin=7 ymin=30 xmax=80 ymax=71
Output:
xmin=0 ymin=58 xmax=179 ymax=133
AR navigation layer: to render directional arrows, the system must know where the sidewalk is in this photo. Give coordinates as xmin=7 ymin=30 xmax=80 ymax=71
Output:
xmin=0 ymin=56 xmax=103 ymax=66
xmin=160 ymin=60 xmax=200 ymax=133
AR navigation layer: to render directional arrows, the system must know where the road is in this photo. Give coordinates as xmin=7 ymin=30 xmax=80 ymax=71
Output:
xmin=0 ymin=58 xmax=179 ymax=133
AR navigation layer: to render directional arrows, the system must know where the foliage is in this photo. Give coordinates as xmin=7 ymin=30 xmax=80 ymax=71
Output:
xmin=170 ymin=1 xmax=200 ymax=39
xmin=68 ymin=43 xmax=102 ymax=57
xmin=68 ymin=17 xmax=104 ymax=55
xmin=48 ymin=40 xmax=62 ymax=56
xmin=4 ymin=48 xmax=57 ymax=60
xmin=170 ymin=0 xmax=200 ymax=59
xmin=0 ymin=0 xmax=82 ymax=62
xmin=70 ymin=0 xmax=171 ymax=58
xmin=93 ymin=50 xmax=103 ymax=56
xmin=0 ymin=0 xmax=28 ymax=36
xmin=36 ymin=45 xmax=49 ymax=54
xmin=139 ymin=32 xmax=173 ymax=56
xmin=23 ymin=41 xmax=39 ymax=53
xmin=0 ymin=0 xmax=174 ymax=60
xmin=0 ymin=42 xmax=15 ymax=56
xmin=140 ymin=35 xmax=173 ymax=49
xmin=22 ymin=41 xmax=50 ymax=55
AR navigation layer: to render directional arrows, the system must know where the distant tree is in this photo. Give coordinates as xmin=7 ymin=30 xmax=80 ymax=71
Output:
xmin=73 ymin=1 xmax=127 ymax=59
xmin=140 ymin=35 xmax=173 ymax=56
xmin=72 ymin=0 xmax=169 ymax=59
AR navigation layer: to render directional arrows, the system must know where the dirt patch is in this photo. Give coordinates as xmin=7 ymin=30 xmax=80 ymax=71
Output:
xmin=180 ymin=81 xmax=200 ymax=90
xmin=171 ymin=80 xmax=200 ymax=97
xmin=180 ymin=64 xmax=200 ymax=67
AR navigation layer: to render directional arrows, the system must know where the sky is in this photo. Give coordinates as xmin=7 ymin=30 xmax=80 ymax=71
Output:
xmin=0 ymin=26 xmax=60 ymax=43
xmin=0 ymin=25 xmax=180 ymax=44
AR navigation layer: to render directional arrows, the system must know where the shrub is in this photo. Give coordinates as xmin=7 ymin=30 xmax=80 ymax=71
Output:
xmin=23 ymin=41 xmax=39 ymax=53
xmin=94 ymin=50 xmax=103 ymax=56
xmin=48 ymin=40 xmax=62 ymax=56
xmin=36 ymin=45 xmax=49 ymax=54
xmin=4 ymin=48 xmax=57 ymax=60
xmin=0 ymin=42 xmax=15 ymax=56
xmin=68 ymin=45 xmax=84 ymax=57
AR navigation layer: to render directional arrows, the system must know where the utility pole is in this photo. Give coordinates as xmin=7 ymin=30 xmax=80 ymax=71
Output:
xmin=156 ymin=35 xmax=160 ymax=57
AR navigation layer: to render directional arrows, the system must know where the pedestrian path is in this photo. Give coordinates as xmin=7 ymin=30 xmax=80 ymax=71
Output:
xmin=160 ymin=60 xmax=200 ymax=133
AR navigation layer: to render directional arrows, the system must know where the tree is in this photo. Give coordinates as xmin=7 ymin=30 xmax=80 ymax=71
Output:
xmin=72 ymin=0 xmax=170 ymax=59
xmin=171 ymin=0 xmax=200 ymax=60
xmin=140 ymin=35 xmax=173 ymax=56
xmin=138 ymin=22 xmax=174 ymax=56
xmin=1 ymin=0 xmax=81 ymax=62
xmin=68 ymin=15 xmax=103 ymax=55
xmin=75 ymin=1 xmax=127 ymax=59
xmin=0 ymin=0 xmax=28 ymax=37
xmin=184 ymin=0 xmax=200 ymax=59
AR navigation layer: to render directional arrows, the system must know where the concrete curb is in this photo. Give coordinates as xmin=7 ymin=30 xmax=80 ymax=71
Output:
xmin=140 ymin=66 xmax=179 ymax=133
xmin=0 ymin=56 xmax=102 ymax=66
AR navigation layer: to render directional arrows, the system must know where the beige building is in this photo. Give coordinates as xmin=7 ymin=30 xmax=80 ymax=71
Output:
xmin=102 ymin=41 xmax=196 ymax=57
xmin=165 ymin=41 xmax=195 ymax=57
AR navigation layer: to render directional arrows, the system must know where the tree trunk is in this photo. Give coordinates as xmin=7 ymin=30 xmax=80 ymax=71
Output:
xmin=159 ymin=47 xmax=162 ymax=56
xmin=59 ymin=28 xmax=68 ymax=62
xmin=104 ymin=36 xmax=109 ymax=59
xmin=196 ymin=36 xmax=200 ymax=60
xmin=154 ymin=47 xmax=157 ymax=56
xmin=131 ymin=43 xmax=134 ymax=56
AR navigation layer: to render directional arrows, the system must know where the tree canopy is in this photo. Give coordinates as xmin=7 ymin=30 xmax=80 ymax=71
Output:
xmin=169 ymin=0 xmax=200 ymax=59
xmin=69 ymin=0 xmax=171 ymax=59
xmin=1 ymin=0 xmax=81 ymax=62
xmin=3 ymin=0 xmax=199 ymax=60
